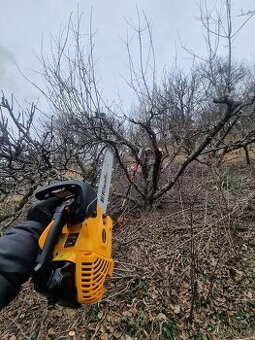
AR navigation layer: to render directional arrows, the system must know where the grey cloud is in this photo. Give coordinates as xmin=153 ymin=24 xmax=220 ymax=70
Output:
xmin=0 ymin=45 xmax=16 ymax=64
xmin=0 ymin=45 xmax=18 ymax=91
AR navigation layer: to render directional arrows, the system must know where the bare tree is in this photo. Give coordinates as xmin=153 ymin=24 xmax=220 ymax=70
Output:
xmin=34 ymin=2 xmax=255 ymax=208
xmin=0 ymin=93 xmax=66 ymax=225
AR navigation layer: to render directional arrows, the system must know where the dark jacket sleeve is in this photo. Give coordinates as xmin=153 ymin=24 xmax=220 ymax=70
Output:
xmin=0 ymin=220 xmax=44 ymax=310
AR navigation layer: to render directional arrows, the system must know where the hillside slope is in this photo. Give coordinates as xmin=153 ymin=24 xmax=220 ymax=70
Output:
xmin=1 ymin=161 xmax=255 ymax=340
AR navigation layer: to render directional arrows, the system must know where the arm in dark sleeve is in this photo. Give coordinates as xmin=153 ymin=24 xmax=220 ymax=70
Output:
xmin=0 ymin=220 xmax=44 ymax=309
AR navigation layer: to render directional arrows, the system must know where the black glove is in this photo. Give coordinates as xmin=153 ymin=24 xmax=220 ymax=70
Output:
xmin=27 ymin=197 xmax=61 ymax=227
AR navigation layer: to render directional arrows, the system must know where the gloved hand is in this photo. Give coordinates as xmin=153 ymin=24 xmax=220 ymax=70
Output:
xmin=27 ymin=197 xmax=61 ymax=227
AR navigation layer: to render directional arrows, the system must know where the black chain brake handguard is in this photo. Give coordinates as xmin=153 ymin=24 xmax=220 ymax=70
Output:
xmin=35 ymin=180 xmax=97 ymax=222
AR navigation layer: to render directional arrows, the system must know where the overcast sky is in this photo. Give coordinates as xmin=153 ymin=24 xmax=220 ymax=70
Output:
xmin=1 ymin=0 xmax=255 ymax=112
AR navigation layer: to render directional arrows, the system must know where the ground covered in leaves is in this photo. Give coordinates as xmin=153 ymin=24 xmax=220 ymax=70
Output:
xmin=1 ymin=158 xmax=255 ymax=339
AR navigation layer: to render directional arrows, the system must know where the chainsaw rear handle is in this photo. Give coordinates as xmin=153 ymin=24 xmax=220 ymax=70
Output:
xmin=34 ymin=205 xmax=67 ymax=273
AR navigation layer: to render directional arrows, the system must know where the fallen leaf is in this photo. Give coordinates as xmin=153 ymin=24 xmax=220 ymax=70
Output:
xmin=156 ymin=312 xmax=167 ymax=321
xmin=69 ymin=330 xmax=76 ymax=337
xmin=98 ymin=311 xmax=104 ymax=319
xmin=173 ymin=305 xmax=181 ymax=314
xmin=100 ymin=333 xmax=109 ymax=340
xmin=151 ymin=292 xmax=157 ymax=299
xmin=122 ymin=311 xmax=132 ymax=318
xmin=247 ymin=291 xmax=253 ymax=299
xmin=113 ymin=331 xmax=122 ymax=338
xmin=48 ymin=328 xmax=56 ymax=336
xmin=148 ymin=313 xmax=154 ymax=322
xmin=125 ymin=336 xmax=132 ymax=340
xmin=232 ymin=269 xmax=244 ymax=282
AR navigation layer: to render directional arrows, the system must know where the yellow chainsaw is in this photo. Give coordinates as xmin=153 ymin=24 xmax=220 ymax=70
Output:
xmin=32 ymin=150 xmax=114 ymax=308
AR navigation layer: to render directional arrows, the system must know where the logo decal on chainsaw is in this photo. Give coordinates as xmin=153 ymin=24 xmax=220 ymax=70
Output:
xmin=97 ymin=150 xmax=114 ymax=213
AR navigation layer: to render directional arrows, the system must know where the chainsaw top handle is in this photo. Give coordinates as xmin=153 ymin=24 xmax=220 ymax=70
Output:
xmin=35 ymin=180 xmax=97 ymax=222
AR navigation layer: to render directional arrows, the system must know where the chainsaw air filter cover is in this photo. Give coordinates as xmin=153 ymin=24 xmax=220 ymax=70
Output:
xmin=34 ymin=205 xmax=114 ymax=306
xmin=77 ymin=253 xmax=113 ymax=303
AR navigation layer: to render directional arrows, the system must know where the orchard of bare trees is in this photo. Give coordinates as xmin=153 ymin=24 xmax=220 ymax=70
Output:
xmin=1 ymin=1 xmax=255 ymax=338
xmin=1 ymin=1 xmax=255 ymax=216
